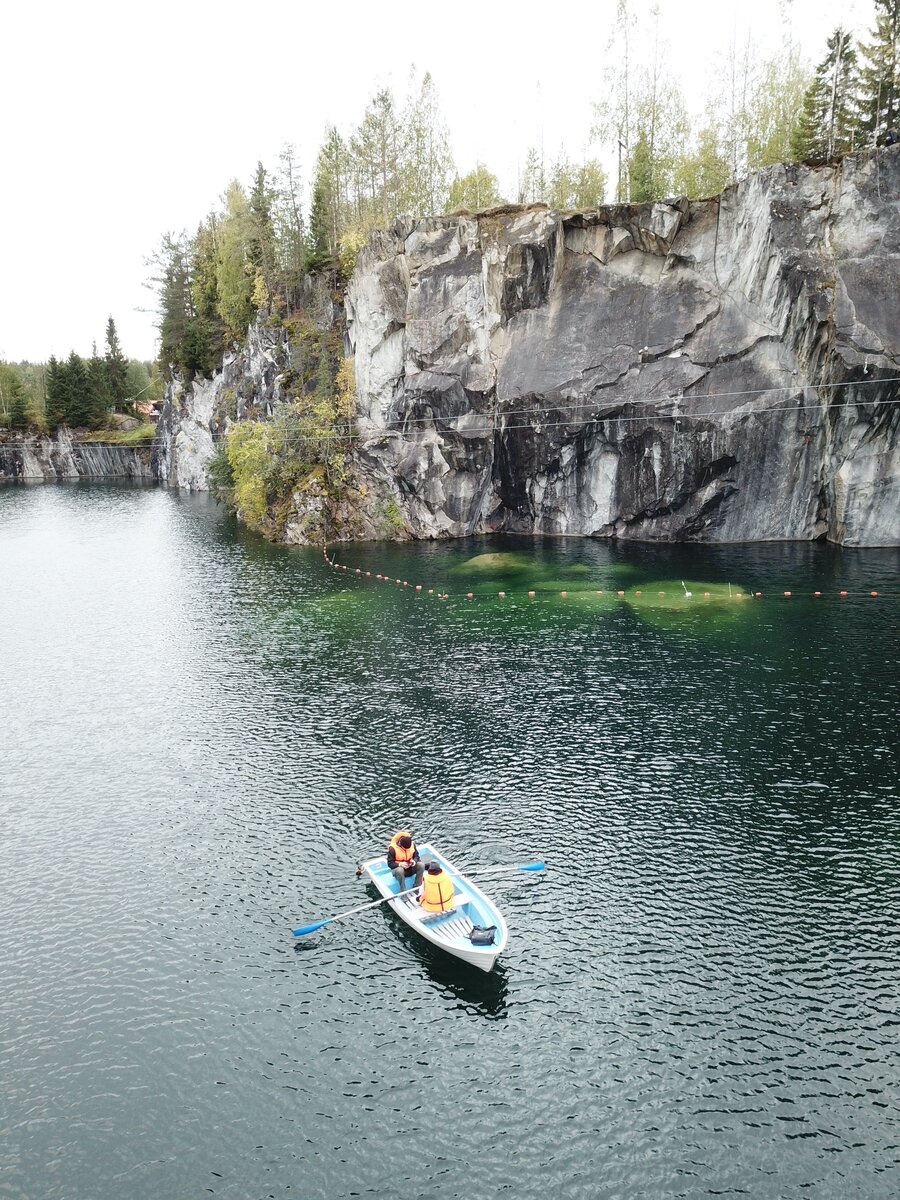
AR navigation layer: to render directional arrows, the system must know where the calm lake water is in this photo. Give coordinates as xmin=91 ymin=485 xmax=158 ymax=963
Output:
xmin=1 ymin=484 xmax=898 ymax=1200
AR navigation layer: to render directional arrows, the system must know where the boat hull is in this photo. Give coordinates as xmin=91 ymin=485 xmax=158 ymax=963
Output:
xmin=362 ymin=844 xmax=508 ymax=972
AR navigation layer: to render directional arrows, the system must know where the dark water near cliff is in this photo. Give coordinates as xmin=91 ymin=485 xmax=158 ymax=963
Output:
xmin=1 ymin=484 xmax=898 ymax=1200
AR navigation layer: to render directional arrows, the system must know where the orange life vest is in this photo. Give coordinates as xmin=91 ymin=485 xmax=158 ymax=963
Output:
xmin=388 ymin=831 xmax=415 ymax=865
xmin=420 ymin=867 xmax=455 ymax=913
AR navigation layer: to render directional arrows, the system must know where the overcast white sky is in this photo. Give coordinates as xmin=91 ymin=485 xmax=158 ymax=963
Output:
xmin=0 ymin=0 xmax=871 ymax=362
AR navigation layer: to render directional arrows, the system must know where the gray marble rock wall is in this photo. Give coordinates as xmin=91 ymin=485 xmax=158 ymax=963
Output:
xmin=0 ymin=429 xmax=155 ymax=482
xmin=344 ymin=148 xmax=899 ymax=546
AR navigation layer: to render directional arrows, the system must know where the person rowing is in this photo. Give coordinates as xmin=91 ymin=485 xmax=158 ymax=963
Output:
xmin=418 ymin=861 xmax=455 ymax=913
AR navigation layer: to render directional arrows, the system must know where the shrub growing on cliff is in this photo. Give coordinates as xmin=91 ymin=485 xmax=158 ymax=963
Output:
xmin=221 ymin=354 xmax=356 ymax=535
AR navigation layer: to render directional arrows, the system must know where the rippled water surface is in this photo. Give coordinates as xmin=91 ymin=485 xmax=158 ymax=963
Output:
xmin=1 ymin=484 xmax=898 ymax=1200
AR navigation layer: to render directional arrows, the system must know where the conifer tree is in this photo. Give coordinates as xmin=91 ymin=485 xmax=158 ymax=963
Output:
xmin=190 ymin=218 xmax=224 ymax=374
xmin=104 ymin=317 xmax=129 ymax=409
xmin=8 ymin=374 xmax=28 ymax=429
xmin=45 ymin=356 xmax=64 ymax=429
xmin=858 ymin=0 xmax=900 ymax=142
xmin=791 ymin=29 xmax=861 ymax=161
xmin=89 ymin=342 xmax=113 ymax=426
xmin=248 ymin=162 xmax=277 ymax=308
xmin=62 ymin=352 xmax=93 ymax=428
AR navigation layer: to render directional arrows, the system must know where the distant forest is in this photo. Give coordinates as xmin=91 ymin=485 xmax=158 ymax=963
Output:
xmin=0 ymin=317 xmax=162 ymax=434
xmin=4 ymin=0 xmax=897 ymax=431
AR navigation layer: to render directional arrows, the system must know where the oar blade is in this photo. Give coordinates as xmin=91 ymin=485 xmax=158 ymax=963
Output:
xmin=291 ymin=918 xmax=332 ymax=937
xmin=518 ymin=861 xmax=545 ymax=871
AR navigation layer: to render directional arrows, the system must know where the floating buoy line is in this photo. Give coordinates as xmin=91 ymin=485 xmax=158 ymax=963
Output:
xmin=321 ymin=546 xmax=891 ymax=603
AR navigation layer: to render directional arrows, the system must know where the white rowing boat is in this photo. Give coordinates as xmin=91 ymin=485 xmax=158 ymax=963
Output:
xmin=361 ymin=843 xmax=509 ymax=972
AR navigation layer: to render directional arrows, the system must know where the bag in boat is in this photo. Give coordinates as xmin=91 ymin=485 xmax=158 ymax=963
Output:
xmin=468 ymin=925 xmax=497 ymax=946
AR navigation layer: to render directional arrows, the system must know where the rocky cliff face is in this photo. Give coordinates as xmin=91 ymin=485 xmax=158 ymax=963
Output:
xmin=154 ymin=321 xmax=292 ymax=490
xmin=0 ymin=429 xmax=155 ymax=483
xmin=346 ymin=148 xmax=899 ymax=546
xmin=161 ymin=148 xmax=900 ymax=546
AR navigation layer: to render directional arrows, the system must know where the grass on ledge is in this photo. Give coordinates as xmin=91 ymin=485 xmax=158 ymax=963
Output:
xmin=77 ymin=423 xmax=157 ymax=445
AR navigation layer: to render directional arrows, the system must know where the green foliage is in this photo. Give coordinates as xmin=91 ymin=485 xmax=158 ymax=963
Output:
xmin=381 ymin=497 xmax=404 ymax=533
xmin=447 ymin=165 xmax=503 ymax=211
xmin=104 ymin=317 xmax=129 ymax=408
xmin=45 ymin=355 xmax=64 ymax=429
xmin=216 ymin=180 xmax=255 ymax=339
xmin=858 ymin=0 xmax=900 ymax=140
xmin=225 ymin=421 xmax=271 ymax=529
xmin=78 ymin=423 xmax=156 ymax=444
xmin=207 ymin=442 xmax=235 ymax=502
xmin=88 ymin=346 xmax=113 ymax=425
xmin=0 ymin=364 xmax=30 ymax=429
xmin=791 ymin=29 xmax=862 ymax=162
xmin=671 ymin=122 xmax=731 ymax=198
xmin=743 ymin=50 xmax=811 ymax=170
xmin=218 ymin=336 xmax=356 ymax=533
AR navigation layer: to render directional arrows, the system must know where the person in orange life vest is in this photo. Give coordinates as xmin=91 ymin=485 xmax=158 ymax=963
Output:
xmin=387 ymin=831 xmax=425 ymax=891
xmin=419 ymin=861 xmax=455 ymax=913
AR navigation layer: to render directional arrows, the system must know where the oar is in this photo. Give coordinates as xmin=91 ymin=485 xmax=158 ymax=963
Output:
xmin=292 ymin=887 xmax=422 ymax=937
xmin=467 ymin=861 xmax=545 ymax=876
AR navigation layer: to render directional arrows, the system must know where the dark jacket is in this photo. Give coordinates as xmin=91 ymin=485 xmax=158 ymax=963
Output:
xmin=387 ymin=843 xmax=420 ymax=870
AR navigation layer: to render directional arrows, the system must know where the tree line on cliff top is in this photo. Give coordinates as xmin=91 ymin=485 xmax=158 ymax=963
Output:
xmin=145 ymin=1 xmax=899 ymax=383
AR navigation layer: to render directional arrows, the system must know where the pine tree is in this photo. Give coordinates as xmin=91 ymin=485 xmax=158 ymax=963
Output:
xmin=307 ymin=180 xmax=333 ymax=270
xmin=8 ymin=374 xmax=28 ymax=429
xmin=152 ymin=233 xmax=194 ymax=373
xmin=858 ymin=0 xmax=900 ymax=142
xmin=190 ymin=217 xmax=224 ymax=374
xmin=62 ymin=352 xmax=93 ymax=428
xmin=248 ymin=162 xmax=277 ymax=308
xmin=792 ymin=29 xmax=861 ymax=161
xmin=88 ymin=342 xmax=113 ymax=427
xmin=628 ymin=132 xmax=655 ymax=201
xmin=105 ymin=317 xmax=129 ymax=409
xmin=45 ymin=356 xmax=64 ymax=429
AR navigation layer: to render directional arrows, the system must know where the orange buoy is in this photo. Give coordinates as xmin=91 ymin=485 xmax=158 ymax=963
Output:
xmin=365 ymin=571 xmax=371 ymax=577
xmin=635 ymin=590 xmax=642 ymax=596
xmin=617 ymin=590 xmax=625 ymax=596
xmin=658 ymin=591 xmax=665 ymax=596
xmin=596 ymin=590 xmax=604 ymax=595
xmin=736 ymin=592 xmax=743 ymax=599
xmin=703 ymin=592 xmax=710 ymax=597
xmin=396 ymin=579 xmax=401 ymax=584
xmin=498 ymin=591 xmax=506 ymax=598
xmin=415 ymin=584 xmax=422 ymax=591
xmin=560 ymin=590 xmax=568 ymax=597
xmin=813 ymin=590 xmax=821 ymax=596
xmin=428 ymin=588 xmax=434 ymax=594
xmin=376 ymin=574 xmax=382 ymax=580
xmin=870 ymin=590 xmax=878 ymax=597
xmin=784 ymin=591 xmax=792 ymax=597
xmin=403 ymin=581 xmax=408 ymax=587
xmin=755 ymin=592 xmax=762 ymax=598
xmin=840 ymin=590 xmax=848 ymax=597
xmin=528 ymin=590 xmax=536 ymax=598
xmin=466 ymin=592 xmax=473 ymax=600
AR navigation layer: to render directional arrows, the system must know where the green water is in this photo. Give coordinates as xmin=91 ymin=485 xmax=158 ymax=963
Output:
xmin=1 ymin=484 xmax=898 ymax=1199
